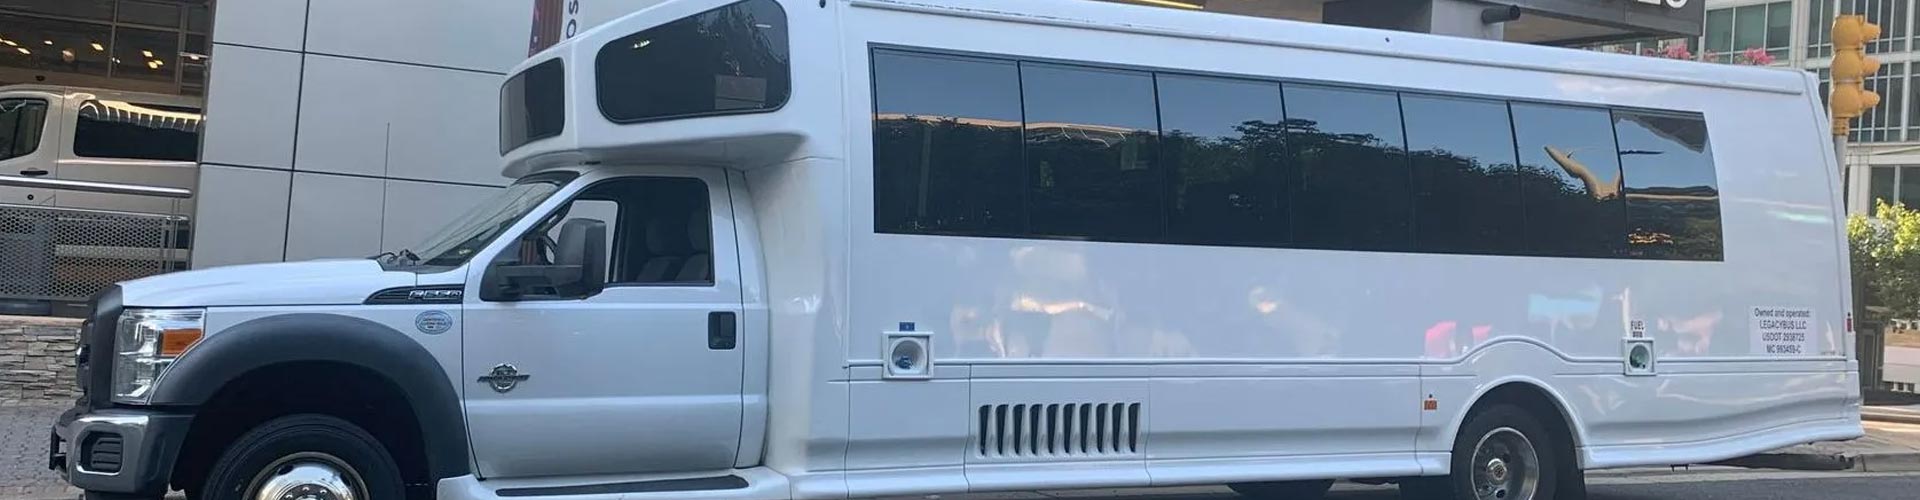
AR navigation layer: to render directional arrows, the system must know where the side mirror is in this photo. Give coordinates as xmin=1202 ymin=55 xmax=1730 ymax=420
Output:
xmin=480 ymin=218 xmax=607 ymax=301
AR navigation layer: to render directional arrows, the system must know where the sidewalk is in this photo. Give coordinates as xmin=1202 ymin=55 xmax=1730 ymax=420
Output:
xmin=1719 ymin=419 xmax=1920 ymax=472
xmin=0 ymin=405 xmax=72 ymax=500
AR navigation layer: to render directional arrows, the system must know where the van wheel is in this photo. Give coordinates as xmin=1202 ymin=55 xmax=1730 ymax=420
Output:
xmin=1229 ymin=479 xmax=1335 ymax=499
xmin=1444 ymin=404 xmax=1560 ymax=500
xmin=199 ymin=414 xmax=404 ymax=500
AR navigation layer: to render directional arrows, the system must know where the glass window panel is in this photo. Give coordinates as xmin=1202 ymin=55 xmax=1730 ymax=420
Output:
xmin=1767 ymin=2 xmax=1791 ymax=49
xmin=1157 ymin=74 xmax=1289 ymax=246
xmin=1513 ymin=103 xmax=1625 ymax=258
xmin=110 ymin=27 xmax=177 ymax=82
xmin=1902 ymin=167 xmax=1920 ymax=209
xmin=871 ymin=51 xmax=1025 ymax=236
xmin=1402 ymin=94 xmax=1522 ymax=254
xmin=0 ymin=0 xmax=113 ymax=21
xmin=116 ymin=1 xmax=180 ymax=28
xmin=0 ymin=13 xmax=112 ymax=77
xmin=1734 ymin=5 xmax=1766 ymax=52
xmin=1021 ymin=62 xmax=1162 ymax=240
xmin=1870 ymin=167 xmax=1897 ymax=210
xmin=1706 ymin=9 xmax=1734 ymax=53
xmin=0 ymin=98 xmax=48 ymax=161
xmin=186 ymin=4 xmax=212 ymax=33
xmin=1614 ymin=111 xmax=1723 ymax=261
xmin=595 ymin=0 xmax=789 ymax=122
xmin=73 ymin=100 xmax=201 ymax=161
xmin=1283 ymin=84 xmax=1411 ymax=251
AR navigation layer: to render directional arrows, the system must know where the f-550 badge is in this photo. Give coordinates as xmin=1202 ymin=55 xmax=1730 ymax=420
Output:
xmin=478 ymin=364 xmax=530 ymax=393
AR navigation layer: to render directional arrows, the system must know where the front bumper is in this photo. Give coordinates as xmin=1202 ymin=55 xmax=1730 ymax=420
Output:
xmin=48 ymin=406 xmax=193 ymax=496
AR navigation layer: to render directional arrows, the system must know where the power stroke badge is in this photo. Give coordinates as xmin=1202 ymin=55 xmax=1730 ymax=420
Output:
xmin=415 ymin=310 xmax=453 ymax=335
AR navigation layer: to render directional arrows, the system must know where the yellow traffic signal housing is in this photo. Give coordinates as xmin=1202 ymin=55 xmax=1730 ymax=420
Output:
xmin=1832 ymin=14 xmax=1883 ymax=135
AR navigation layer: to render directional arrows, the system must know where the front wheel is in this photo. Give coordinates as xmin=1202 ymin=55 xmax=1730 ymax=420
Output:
xmin=199 ymin=414 xmax=404 ymax=500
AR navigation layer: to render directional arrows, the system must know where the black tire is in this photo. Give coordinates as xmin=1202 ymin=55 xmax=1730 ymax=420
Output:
xmin=1442 ymin=404 xmax=1562 ymax=500
xmin=1229 ymin=479 xmax=1335 ymax=500
xmin=199 ymin=414 xmax=404 ymax=500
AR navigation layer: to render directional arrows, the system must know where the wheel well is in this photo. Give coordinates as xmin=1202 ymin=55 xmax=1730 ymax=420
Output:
xmin=1467 ymin=382 xmax=1580 ymax=456
xmin=171 ymin=361 xmax=429 ymax=496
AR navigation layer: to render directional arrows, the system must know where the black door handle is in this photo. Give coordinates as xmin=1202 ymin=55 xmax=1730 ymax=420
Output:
xmin=19 ymin=168 xmax=48 ymax=177
xmin=708 ymin=311 xmax=737 ymax=350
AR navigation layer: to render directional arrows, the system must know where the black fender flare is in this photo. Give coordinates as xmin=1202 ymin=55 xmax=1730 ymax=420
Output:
xmin=152 ymin=313 xmax=470 ymax=480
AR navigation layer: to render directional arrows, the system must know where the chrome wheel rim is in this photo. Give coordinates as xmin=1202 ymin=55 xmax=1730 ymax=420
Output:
xmin=1470 ymin=427 xmax=1539 ymax=500
xmin=245 ymin=451 xmax=366 ymax=500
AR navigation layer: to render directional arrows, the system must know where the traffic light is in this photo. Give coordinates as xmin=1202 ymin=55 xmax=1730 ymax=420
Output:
xmin=1832 ymin=14 xmax=1882 ymax=136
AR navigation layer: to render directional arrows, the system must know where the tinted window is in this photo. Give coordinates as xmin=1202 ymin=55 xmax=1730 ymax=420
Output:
xmin=1158 ymin=74 xmax=1289 ymax=246
xmin=872 ymin=51 xmax=1024 ymax=235
xmin=501 ymin=58 xmax=566 ymax=154
xmin=504 ymin=177 xmax=714 ymax=289
xmin=596 ymin=0 xmax=789 ymax=123
xmin=1283 ymin=84 xmax=1411 ymax=251
xmin=0 ymin=98 xmax=48 ymax=161
xmin=1512 ymin=103 xmax=1626 ymax=258
xmin=1614 ymin=111 xmax=1722 ymax=261
xmin=1022 ymin=63 xmax=1161 ymax=240
xmin=1402 ymin=94 xmax=1521 ymax=254
xmin=73 ymin=100 xmax=201 ymax=161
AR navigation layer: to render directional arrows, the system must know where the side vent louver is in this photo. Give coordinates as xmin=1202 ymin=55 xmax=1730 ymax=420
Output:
xmin=976 ymin=402 xmax=1141 ymax=459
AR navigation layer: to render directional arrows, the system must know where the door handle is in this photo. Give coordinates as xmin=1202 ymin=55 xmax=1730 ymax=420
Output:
xmin=708 ymin=311 xmax=737 ymax=350
xmin=19 ymin=168 xmax=48 ymax=177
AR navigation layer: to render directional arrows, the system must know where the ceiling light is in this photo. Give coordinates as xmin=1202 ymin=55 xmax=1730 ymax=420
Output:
xmin=16 ymin=47 xmax=30 ymax=55
xmin=147 ymin=60 xmax=159 ymax=69
xmin=90 ymin=42 xmax=103 ymax=51
xmin=1 ymin=40 xmax=16 ymax=47
xmin=141 ymin=50 xmax=153 ymax=57
xmin=42 ymin=40 xmax=52 ymax=45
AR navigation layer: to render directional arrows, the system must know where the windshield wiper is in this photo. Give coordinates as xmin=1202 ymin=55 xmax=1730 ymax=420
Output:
xmin=369 ymin=249 xmax=423 ymax=265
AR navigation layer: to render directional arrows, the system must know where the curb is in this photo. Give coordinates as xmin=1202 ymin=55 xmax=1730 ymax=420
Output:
xmin=1863 ymin=407 xmax=1920 ymax=425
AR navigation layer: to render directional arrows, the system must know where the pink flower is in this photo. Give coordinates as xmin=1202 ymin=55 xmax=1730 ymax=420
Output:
xmin=1662 ymin=43 xmax=1694 ymax=61
xmin=1740 ymin=47 xmax=1776 ymax=65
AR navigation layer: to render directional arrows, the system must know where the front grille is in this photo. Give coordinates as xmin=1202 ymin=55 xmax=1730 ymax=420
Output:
xmin=81 ymin=432 xmax=123 ymax=473
xmin=977 ymin=402 xmax=1142 ymax=459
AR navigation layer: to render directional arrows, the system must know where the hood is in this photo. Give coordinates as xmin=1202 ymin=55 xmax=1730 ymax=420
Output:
xmin=118 ymin=259 xmax=421 ymax=308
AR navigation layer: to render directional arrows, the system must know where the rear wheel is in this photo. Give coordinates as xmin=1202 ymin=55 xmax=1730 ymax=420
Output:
xmin=1229 ymin=479 xmax=1335 ymax=500
xmin=1441 ymin=404 xmax=1561 ymax=500
xmin=199 ymin=414 xmax=403 ymax=500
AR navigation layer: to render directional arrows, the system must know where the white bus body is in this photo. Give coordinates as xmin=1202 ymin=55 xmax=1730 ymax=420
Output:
xmin=51 ymin=1 xmax=1860 ymax=500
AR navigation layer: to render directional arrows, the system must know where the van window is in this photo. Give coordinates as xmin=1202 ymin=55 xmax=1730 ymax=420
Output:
xmin=1022 ymin=63 xmax=1161 ymax=240
xmin=509 ymin=177 xmax=714 ymax=288
xmin=1158 ymin=74 xmax=1288 ymax=246
xmin=595 ymin=0 xmax=789 ymax=123
xmin=1512 ymin=103 xmax=1626 ymax=258
xmin=1284 ymin=84 xmax=1412 ymax=251
xmin=1402 ymin=94 xmax=1523 ymax=255
xmin=74 ymin=100 xmax=202 ymax=161
xmin=501 ymin=58 xmax=566 ymax=154
xmin=0 ymin=98 xmax=48 ymax=161
xmin=1614 ymin=111 xmax=1723 ymax=261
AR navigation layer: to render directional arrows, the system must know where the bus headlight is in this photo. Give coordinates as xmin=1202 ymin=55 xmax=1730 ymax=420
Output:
xmin=112 ymin=309 xmax=205 ymax=404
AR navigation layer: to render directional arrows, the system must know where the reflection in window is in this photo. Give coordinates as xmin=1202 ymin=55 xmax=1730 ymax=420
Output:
xmin=872 ymin=51 xmax=1024 ymax=235
xmin=1022 ymin=63 xmax=1161 ymax=240
xmin=1512 ymin=103 xmax=1624 ymax=258
xmin=1403 ymin=94 xmax=1521 ymax=254
xmin=112 ymin=26 xmax=176 ymax=82
xmin=1614 ymin=111 xmax=1722 ymax=261
xmin=595 ymin=0 xmax=789 ymax=122
xmin=1870 ymin=166 xmax=1896 ymax=208
xmin=0 ymin=98 xmax=48 ymax=161
xmin=1283 ymin=84 xmax=1410 ymax=251
xmin=1157 ymin=74 xmax=1288 ymax=245
xmin=73 ymin=100 xmax=201 ymax=161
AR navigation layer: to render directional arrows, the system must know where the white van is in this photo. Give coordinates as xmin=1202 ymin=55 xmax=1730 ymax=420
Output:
xmin=50 ymin=1 xmax=1860 ymax=500
xmin=0 ymin=84 xmax=203 ymax=215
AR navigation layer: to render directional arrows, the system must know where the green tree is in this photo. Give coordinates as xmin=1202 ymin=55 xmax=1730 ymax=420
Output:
xmin=1849 ymin=200 xmax=1920 ymax=320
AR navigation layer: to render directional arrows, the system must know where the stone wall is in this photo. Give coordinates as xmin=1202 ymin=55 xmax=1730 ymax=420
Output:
xmin=0 ymin=316 xmax=80 ymax=406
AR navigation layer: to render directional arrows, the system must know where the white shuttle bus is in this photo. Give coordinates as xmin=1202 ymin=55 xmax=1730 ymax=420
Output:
xmin=50 ymin=1 xmax=1861 ymax=500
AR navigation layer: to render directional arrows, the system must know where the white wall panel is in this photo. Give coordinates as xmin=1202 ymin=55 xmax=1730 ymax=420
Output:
xmin=284 ymin=172 xmax=384 ymax=260
xmin=200 ymin=45 xmax=301 ymax=169
xmin=212 ymin=0 xmax=309 ymax=51
xmin=305 ymin=0 xmax=528 ymax=73
xmin=380 ymin=179 xmax=500 ymax=251
xmin=190 ymin=165 xmax=290 ymax=268
xmin=293 ymin=55 xmax=509 ymax=186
